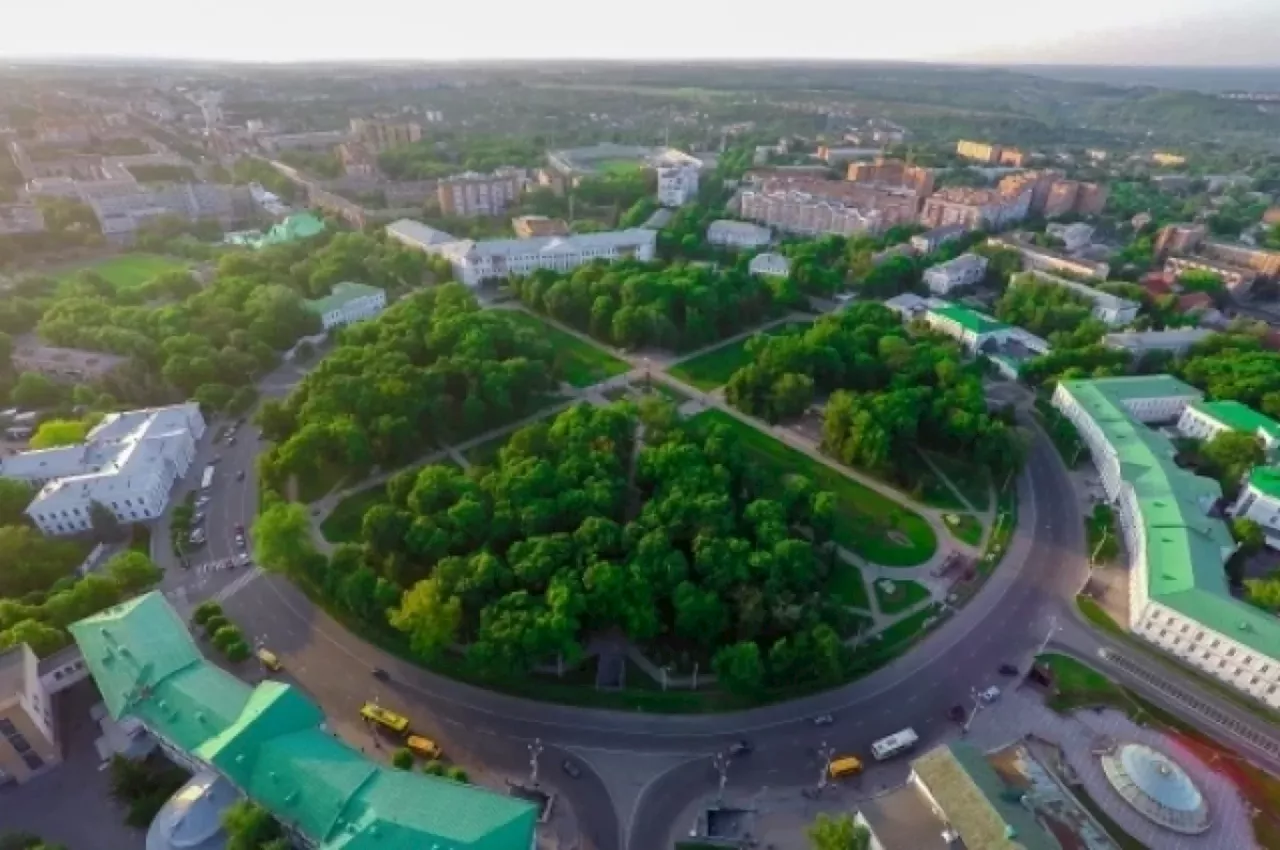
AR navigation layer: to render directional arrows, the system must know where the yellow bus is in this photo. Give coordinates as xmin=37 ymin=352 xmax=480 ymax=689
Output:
xmin=828 ymin=756 xmax=864 ymax=779
xmin=360 ymin=703 xmax=410 ymax=735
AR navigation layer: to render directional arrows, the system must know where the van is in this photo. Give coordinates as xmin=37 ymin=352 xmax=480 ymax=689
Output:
xmin=256 ymin=649 xmax=282 ymax=671
xmin=828 ymin=756 xmax=863 ymax=779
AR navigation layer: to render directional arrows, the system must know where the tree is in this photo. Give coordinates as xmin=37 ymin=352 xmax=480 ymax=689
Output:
xmin=89 ymin=499 xmax=126 ymax=543
xmin=1232 ymin=517 xmax=1266 ymax=556
xmin=712 ymin=641 xmax=765 ymax=696
xmin=445 ymin=765 xmax=470 ymax=784
xmin=221 ymin=800 xmax=284 ymax=850
xmin=392 ymin=748 xmax=414 ymax=770
xmin=28 ymin=419 xmax=90 ymax=449
xmin=192 ymin=601 xmax=223 ymax=626
xmin=0 ymin=619 xmax=67 ymax=657
xmin=252 ymin=500 xmax=316 ymax=574
xmin=1200 ymin=431 xmax=1264 ymax=497
xmin=104 ymin=551 xmax=161 ymax=593
xmin=390 ymin=578 xmax=462 ymax=660
xmin=0 ymin=478 xmax=33 ymax=526
xmin=808 ymin=814 xmax=872 ymax=850
xmin=11 ymin=372 xmax=65 ymax=408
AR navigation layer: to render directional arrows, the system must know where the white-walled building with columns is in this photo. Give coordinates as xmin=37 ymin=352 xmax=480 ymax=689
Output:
xmin=1053 ymin=376 xmax=1280 ymax=709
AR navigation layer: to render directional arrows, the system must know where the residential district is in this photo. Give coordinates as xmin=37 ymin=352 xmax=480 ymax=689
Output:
xmin=2 ymin=61 xmax=1280 ymax=850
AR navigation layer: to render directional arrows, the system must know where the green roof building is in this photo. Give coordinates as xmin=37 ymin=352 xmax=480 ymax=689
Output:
xmin=1179 ymin=399 xmax=1280 ymax=456
xmin=226 ymin=212 xmax=326 ymax=250
xmin=926 ymin=304 xmax=1009 ymax=337
xmin=304 ymin=282 xmax=388 ymax=331
xmin=70 ymin=593 xmax=537 ymax=850
xmin=1053 ymin=377 xmax=1280 ymax=709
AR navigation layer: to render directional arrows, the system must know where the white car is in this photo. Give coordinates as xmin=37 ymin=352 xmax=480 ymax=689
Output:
xmin=979 ymin=686 xmax=1001 ymax=704
xmin=236 ymin=553 xmax=251 ymax=567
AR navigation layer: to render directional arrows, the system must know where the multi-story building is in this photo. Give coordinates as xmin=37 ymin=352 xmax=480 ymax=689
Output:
xmin=1014 ymin=270 xmax=1137 ymax=326
xmin=337 ymin=142 xmax=378 ymax=178
xmin=919 ymin=187 xmax=1031 ymax=232
xmin=989 ymin=237 xmax=1111 ymax=281
xmin=1103 ymin=328 xmax=1212 ymax=357
xmin=0 ymin=403 xmax=205 ymax=536
xmin=1075 ymin=182 xmax=1110 ymax=216
xmin=1053 ymin=376 xmax=1280 ymax=708
xmin=388 ymin=220 xmax=656 ymax=286
xmin=706 ymin=219 xmax=772 ymax=249
xmin=1232 ymin=468 xmax=1280 ymax=550
xmin=1202 ymin=241 xmax=1280 ymax=277
xmin=349 ymin=118 xmax=422 ymax=153
xmin=1165 ymin=255 xmax=1256 ymax=294
xmin=740 ymin=178 xmax=918 ymax=237
xmin=511 ymin=215 xmax=570 ymax=238
xmin=748 ymin=253 xmax=790 ymax=277
xmin=1152 ymin=151 xmax=1188 ymax=167
xmin=1177 ymin=400 xmax=1280 ymax=455
xmin=305 ymin=282 xmax=387 ymax=331
xmin=436 ymin=170 xmax=524 ymax=218
xmin=70 ymin=593 xmax=538 ymax=849
xmin=656 ymin=162 xmax=699 ymax=207
xmin=0 ymin=644 xmax=60 ymax=786
xmin=0 ymin=203 xmax=46 ymax=235
xmin=1046 ymin=221 xmax=1095 ymax=252
xmin=10 ymin=337 xmax=128 ymax=382
xmin=89 ymin=183 xmax=249 ymax=243
xmin=922 ymin=253 xmax=987 ymax=295
xmin=910 ymin=224 xmax=966 ymax=255
xmin=996 ymin=170 xmax=1108 ymax=218
xmin=846 ymin=158 xmax=934 ymax=197
xmin=1154 ymin=223 xmax=1207 ymax=258
xmin=955 ymin=140 xmax=1001 ymax=164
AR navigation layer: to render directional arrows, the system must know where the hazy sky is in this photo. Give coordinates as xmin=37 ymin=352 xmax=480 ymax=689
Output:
xmin=1 ymin=0 xmax=1277 ymax=65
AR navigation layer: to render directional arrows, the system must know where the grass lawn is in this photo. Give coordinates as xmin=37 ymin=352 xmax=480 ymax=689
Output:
xmin=667 ymin=322 xmax=808 ymax=391
xmin=924 ymin=451 xmax=992 ymax=511
xmin=873 ymin=578 xmax=931 ymax=615
xmin=594 ymin=159 xmax=647 ymax=177
xmin=978 ymin=481 xmax=1019 ymax=576
xmin=690 ymin=410 xmax=936 ymax=566
xmin=857 ymin=603 xmax=946 ymax=670
xmin=505 ymin=311 xmax=629 ymax=388
xmin=943 ymin=512 xmax=984 ymax=547
xmin=829 ymin=561 xmax=870 ymax=610
xmin=54 ymin=253 xmax=188 ymax=291
xmin=320 ymin=483 xmax=391 ymax=544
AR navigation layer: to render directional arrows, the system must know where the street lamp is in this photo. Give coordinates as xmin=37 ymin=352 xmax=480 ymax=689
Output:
xmin=962 ymin=688 xmax=984 ymax=735
xmin=712 ymin=750 xmax=730 ymax=803
xmin=528 ymin=737 xmax=543 ymax=786
xmin=816 ymin=741 xmax=835 ymax=792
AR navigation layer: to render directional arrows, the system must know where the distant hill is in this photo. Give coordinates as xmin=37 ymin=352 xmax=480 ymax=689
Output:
xmin=1004 ymin=65 xmax=1280 ymax=94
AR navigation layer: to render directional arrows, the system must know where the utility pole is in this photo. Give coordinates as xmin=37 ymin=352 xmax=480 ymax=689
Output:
xmin=712 ymin=751 xmax=730 ymax=804
xmin=962 ymin=687 xmax=984 ymax=735
xmin=816 ymin=741 xmax=835 ymax=792
xmin=528 ymin=737 xmax=543 ymax=786
xmin=1035 ymin=616 xmax=1060 ymax=659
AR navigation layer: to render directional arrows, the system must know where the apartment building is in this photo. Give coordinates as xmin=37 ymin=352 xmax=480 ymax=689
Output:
xmin=1202 ymin=241 xmax=1280 ymax=277
xmin=1013 ymin=270 xmax=1137 ymax=326
xmin=955 ymin=139 xmax=1026 ymax=166
xmin=304 ymin=282 xmax=387 ymax=331
xmin=922 ymin=253 xmax=987 ymax=295
xmin=846 ymin=157 xmax=935 ymax=197
xmin=1052 ymin=376 xmax=1280 ymax=708
xmin=436 ymin=170 xmax=524 ymax=218
xmin=89 ymin=183 xmax=249 ymax=243
xmin=740 ymin=178 xmax=919 ymax=237
xmin=388 ymin=220 xmax=656 ymax=286
xmin=1232 ymin=468 xmax=1280 ymax=550
xmin=1154 ymin=223 xmax=1208 ymax=258
xmin=657 ymin=161 xmax=699 ymax=207
xmin=349 ymin=118 xmax=422 ymax=153
xmin=0 ymin=645 xmax=60 ymax=785
xmin=1103 ymin=328 xmax=1212 ymax=357
xmin=0 ymin=403 xmax=205 ymax=537
xmin=706 ymin=219 xmax=772 ymax=249
xmin=1165 ymin=255 xmax=1256 ymax=293
xmin=11 ymin=337 xmax=128 ymax=382
xmin=0 ymin=203 xmax=45 ymax=235
xmin=996 ymin=170 xmax=1108 ymax=218
xmin=988 ymin=236 xmax=1111 ymax=281
xmin=919 ymin=187 xmax=1031 ymax=231
xmin=338 ymin=142 xmax=378 ymax=178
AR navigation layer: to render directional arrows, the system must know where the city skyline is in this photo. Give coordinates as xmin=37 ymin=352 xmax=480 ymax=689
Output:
xmin=2 ymin=0 xmax=1278 ymax=66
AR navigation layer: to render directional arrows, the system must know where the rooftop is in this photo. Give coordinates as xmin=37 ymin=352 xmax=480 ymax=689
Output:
xmin=1189 ymin=400 xmax=1280 ymax=442
xmin=70 ymin=593 xmax=538 ymax=850
xmin=1058 ymin=377 xmax=1280 ymax=660
xmin=386 ymin=218 xmax=457 ymax=247
xmin=1103 ymin=329 xmax=1211 ymax=350
xmin=928 ymin=303 xmax=1008 ymax=336
xmin=435 ymin=228 xmax=656 ymax=261
xmin=305 ymin=282 xmax=385 ymax=316
xmin=1248 ymin=466 xmax=1280 ymax=501
xmin=1017 ymin=271 xmax=1137 ymax=312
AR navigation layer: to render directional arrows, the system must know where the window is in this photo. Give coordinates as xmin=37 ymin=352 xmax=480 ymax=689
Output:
xmin=1228 ymin=649 xmax=1237 ymax=657
xmin=1181 ymin=624 xmax=1189 ymax=633
xmin=1212 ymin=639 xmax=1220 ymax=648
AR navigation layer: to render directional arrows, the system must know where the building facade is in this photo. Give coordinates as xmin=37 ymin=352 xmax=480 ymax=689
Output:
xmin=910 ymin=224 xmax=966 ymax=255
xmin=1232 ymin=468 xmax=1280 ymax=550
xmin=1165 ymin=255 xmax=1256 ymax=293
xmin=739 ymin=187 xmax=882 ymax=237
xmin=1053 ymin=377 xmax=1280 ymax=708
xmin=1202 ymin=241 xmax=1280 ymax=277
xmin=922 ymin=253 xmax=988 ymax=295
xmin=349 ymin=118 xmax=422 ymax=153
xmin=706 ymin=219 xmax=772 ymax=249
xmin=436 ymin=170 xmax=524 ymax=218
xmin=0 ymin=203 xmax=46 ymax=235
xmin=918 ymin=187 xmax=1031 ymax=231
xmin=990 ymin=237 xmax=1112 ymax=281
xmin=1154 ymin=223 xmax=1208 ymax=258
xmin=1046 ymin=222 xmax=1095 ymax=252
xmin=656 ymin=162 xmax=699 ymax=207
xmin=1103 ymin=328 xmax=1212 ymax=357
xmin=846 ymin=158 xmax=935 ymax=196
xmin=1177 ymin=400 xmax=1280 ymax=455
xmin=0 ymin=644 xmax=60 ymax=786
xmin=748 ymin=253 xmax=790 ymax=277
xmin=1 ymin=403 xmax=205 ymax=536
xmin=305 ymin=282 xmax=387 ymax=331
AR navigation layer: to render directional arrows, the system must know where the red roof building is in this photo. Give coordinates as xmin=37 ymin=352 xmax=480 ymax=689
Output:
xmin=1177 ymin=292 xmax=1215 ymax=313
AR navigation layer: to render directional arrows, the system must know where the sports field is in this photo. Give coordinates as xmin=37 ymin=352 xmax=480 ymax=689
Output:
xmin=54 ymin=253 xmax=188 ymax=290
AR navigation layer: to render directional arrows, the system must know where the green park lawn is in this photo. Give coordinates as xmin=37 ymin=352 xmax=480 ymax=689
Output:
xmin=689 ymin=410 xmax=937 ymax=566
xmin=829 ymin=561 xmax=870 ymax=610
xmin=504 ymin=311 xmax=629 ymax=388
xmin=54 ymin=253 xmax=188 ymax=291
xmin=667 ymin=322 xmax=808 ymax=391
xmin=594 ymin=159 xmax=647 ymax=177
xmin=943 ymin=512 xmax=984 ymax=547
xmin=873 ymin=578 xmax=931 ymax=615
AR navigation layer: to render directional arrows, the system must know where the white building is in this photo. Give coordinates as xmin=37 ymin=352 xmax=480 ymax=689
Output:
xmin=1045 ymin=221 xmax=1095 ymax=252
xmin=707 ymin=220 xmax=772 ymax=249
xmin=0 ymin=403 xmax=205 ymax=537
xmin=89 ymin=184 xmax=248 ymax=243
xmin=305 ymin=282 xmax=387 ymax=331
xmin=385 ymin=218 xmax=459 ymax=252
xmin=657 ymin=162 xmax=699 ymax=207
xmin=922 ymin=253 xmax=988 ymax=295
xmin=1232 ymin=469 xmax=1280 ymax=550
xmin=748 ymin=253 xmax=790 ymax=277
xmin=1176 ymin=400 xmax=1280 ymax=455
xmin=1016 ymin=271 xmax=1139 ymax=328
xmin=387 ymin=220 xmax=656 ymax=286
xmin=1052 ymin=376 xmax=1280 ymax=708
xmin=1103 ymin=328 xmax=1212 ymax=357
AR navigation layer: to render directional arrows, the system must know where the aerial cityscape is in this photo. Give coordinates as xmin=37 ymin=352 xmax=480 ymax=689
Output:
xmin=1 ymin=7 xmax=1280 ymax=849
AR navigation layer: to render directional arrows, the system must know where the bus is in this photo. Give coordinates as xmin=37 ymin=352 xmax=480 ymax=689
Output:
xmin=200 ymin=465 xmax=216 ymax=491
xmin=870 ymin=728 xmax=919 ymax=761
xmin=360 ymin=702 xmax=410 ymax=735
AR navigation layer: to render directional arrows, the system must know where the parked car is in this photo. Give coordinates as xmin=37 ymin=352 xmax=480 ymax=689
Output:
xmin=998 ymin=663 xmax=1019 ymax=677
xmin=236 ymin=553 xmax=251 ymax=567
xmin=947 ymin=704 xmax=966 ymax=723
xmin=228 ymin=437 xmax=237 ymax=446
xmin=371 ymin=668 xmax=390 ymax=681
xmin=236 ymin=470 xmax=246 ymax=481
xmin=561 ymin=759 xmax=582 ymax=779
xmin=812 ymin=714 xmax=834 ymax=727
xmin=728 ymin=740 xmax=752 ymax=757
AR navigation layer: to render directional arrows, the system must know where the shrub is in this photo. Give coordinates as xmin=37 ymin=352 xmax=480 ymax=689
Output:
xmin=202 ymin=614 xmax=229 ymax=635
xmin=212 ymin=625 xmax=243 ymax=651
xmin=224 ymin=640 xmax=251 ymax=662
xmin=445 ymin=765 xmax=470 ymax=784
xmin=192 ymin=601 xmax=223 ymax=625
xmin=423 ymin=759 xmax=446 ymax=776
xmin=391 ymin=749 xmax=413 ymax=770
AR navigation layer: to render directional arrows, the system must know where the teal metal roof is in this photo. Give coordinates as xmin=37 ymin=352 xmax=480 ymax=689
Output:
xmin=1058 ymin=378 xmax=1280 ymax=660
xmin=1248 ymin=466 xmax=1280 ymax=500
xmin=305 ymin=281 xmax=385 ymax=316
xmin=1190 ymin=400 xmax=1280 ymax=442
xmin=71 ymin=593 xmax=537 ymax=850
xmin=928 ymin=304 xmax=1008 ymax=335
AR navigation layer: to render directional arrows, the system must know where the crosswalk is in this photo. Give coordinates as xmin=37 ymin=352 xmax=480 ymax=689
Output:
xmin=214 ymin=567 xmax=264 ymax=602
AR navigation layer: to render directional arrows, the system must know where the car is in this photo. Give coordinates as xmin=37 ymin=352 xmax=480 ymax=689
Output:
xmin=192 ymin=510 xmax=206 ymax=524
xmin=812 ymin=714 xmax=834 ymax=727
xmin=234 ymin=523 xmax=244 ymax=534
xmin=236 ymin=553 xmax=252 ymax=567
xmin=979 ymin=686 xmax=1001 ymax=704
xmin=236 ymin=470 xmax=246 ymax=481
xmin=728 ymin=740 xmax=752 ymax=757
xmin=947 ymin=704 xmax=966 ymax=722
xmin=228 ymin=437 xmax=237 ymax=446
xmin=406 ymin=735 xmax=442 ymax=759
xmin=371 ymin=668 xmax=390 ymax=681
xmin=236 ymin=537 xmax=247 ymax=551
xmin=257 ymin=648 xmax=282 ymax=671
xmin=998 ymin=663 xmax=1019 ymax=677
xmin=561 ymin=759 xmax=582 ymax=779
